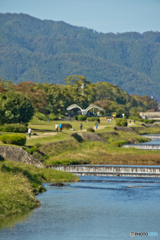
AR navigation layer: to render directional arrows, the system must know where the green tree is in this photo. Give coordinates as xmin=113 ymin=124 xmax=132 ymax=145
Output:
xmin=0 ymin=91 xmax=34 ymax=124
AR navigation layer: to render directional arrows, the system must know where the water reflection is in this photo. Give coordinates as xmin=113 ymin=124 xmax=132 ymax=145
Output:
xmin=0 ymin=210 xmax=34 ymax=230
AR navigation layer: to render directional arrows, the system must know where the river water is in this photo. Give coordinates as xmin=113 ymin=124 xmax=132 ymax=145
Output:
xmin=0 ymin=175 xmax=160 ymax=240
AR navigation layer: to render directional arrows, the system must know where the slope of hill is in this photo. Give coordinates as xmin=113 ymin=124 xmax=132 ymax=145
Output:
xmin=0 ymin=13 xmax=160 ymax=100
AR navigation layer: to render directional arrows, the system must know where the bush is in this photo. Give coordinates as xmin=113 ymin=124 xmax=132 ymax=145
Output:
xmin=121 ymin=121 xmax=128 ymax=126
xmin=0 ymin=134 xmax=26 ymax=146
xmin=130 ymin=116 xmax=154 ymax=124
xmin=48 ymin=114 xmax=58 ymax=121
xmin=87 ymin=128 xmax=95 ymax=132
xmin=62 ymin=123 xmax=72 ymax=129
xmin=87 ymin=117 xmax=99 ymax=121
xmin=0 ymin=124 xmax=27 ymax=133
xmin=35 ymin=112 xmax=48 ymax=121
xmin=77 ymin=115 xmax=87 ymax=121
xmin=116 ymin=118 xmax=127 ymax=127
xmin=130 ymin=116 xmax=143 ymax=122
xmin=59 ymin=115 xmax=65 ymax=119
xmin=143 ymin=119 xmax=154 ymax=124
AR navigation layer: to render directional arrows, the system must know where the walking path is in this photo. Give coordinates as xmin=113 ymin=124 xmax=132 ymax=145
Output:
xmin=27 ymin=132 xmax=57 ymax=139
xmin=27 ymin=124 xmax=115 ymax=139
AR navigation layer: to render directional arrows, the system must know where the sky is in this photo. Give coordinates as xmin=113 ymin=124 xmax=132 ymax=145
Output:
xmin=0 ymin=0 xmax=160 ymax=33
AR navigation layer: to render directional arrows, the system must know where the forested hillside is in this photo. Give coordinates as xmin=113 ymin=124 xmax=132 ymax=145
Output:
xmin=0 ymin=13 xmax=160 ymax=100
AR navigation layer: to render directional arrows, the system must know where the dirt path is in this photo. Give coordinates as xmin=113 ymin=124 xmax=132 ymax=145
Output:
xmin=93 ymin=125 xmax=114 ymax=130
xmin=81 ymin=125 xmax=114 ymax=131
xmin=27 ymin=132 xmax=57 ymax=139
xmin=27 ymin=124 xmax=115 ymax=138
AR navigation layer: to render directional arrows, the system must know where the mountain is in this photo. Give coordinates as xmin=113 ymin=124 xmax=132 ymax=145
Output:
xmin=0 ymin=13 xmax=160 ymax=100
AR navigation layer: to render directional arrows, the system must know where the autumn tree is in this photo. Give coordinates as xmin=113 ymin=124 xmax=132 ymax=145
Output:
xmin=15 ymin=82 xmax=48 ymax=113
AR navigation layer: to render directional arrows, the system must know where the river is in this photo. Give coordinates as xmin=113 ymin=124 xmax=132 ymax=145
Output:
xmin=0 ymin=175 xmax=160 ymax=240
xmin=123 ymin=134 xmax=160 ymax=150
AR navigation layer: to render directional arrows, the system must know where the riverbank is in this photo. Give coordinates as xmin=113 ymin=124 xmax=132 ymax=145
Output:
xmin=0 ymin=160 xmax=79 ymax=219
xmin=32 ymin=130 xmax=160 ymax=166
xmin=1 ymin=120 xmax=160 ymax=219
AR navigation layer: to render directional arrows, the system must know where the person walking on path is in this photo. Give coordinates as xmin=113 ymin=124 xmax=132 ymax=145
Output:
xmin=59 ymin=123 xmax=62 ymax=132
xmin=80 ymin=123 xmax=83 ymax=130
xmin=28 ymin=127 xmax=32 ymax=138
xmin=55 ymin=123 xmax=59 ymax=132
xmin=95 ymin=122 xmax=98 ymax=129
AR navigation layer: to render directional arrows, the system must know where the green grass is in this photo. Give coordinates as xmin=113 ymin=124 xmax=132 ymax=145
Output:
xmin=0 ymin=160 xmax=80 ymax=219
xmin=26 ymin=132 xmax=69 ymax=146
xmin=22 ymin=118 xmax=160 ymax=166
xmin=29 ymin=118 xmax=113 ymax=132
xmin=1 ymin=118 xmax=160 ymax=219
xmin=0 ymin=171 xmax=40 ymax=219
xmin=42 ymin=130 xmax=160 ymax=166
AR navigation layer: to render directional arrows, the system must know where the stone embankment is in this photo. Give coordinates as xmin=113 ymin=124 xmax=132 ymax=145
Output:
xmin=0 ymin=146 xmax=44 ymax=168
xmin=78 ymin=132 xmax=108 ymax=143
xmin=114 ymin=126 xmax=135 ymax=132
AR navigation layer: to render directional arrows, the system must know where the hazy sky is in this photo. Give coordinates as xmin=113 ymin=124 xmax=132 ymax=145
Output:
xmin=1 ymin=0 xmax=160 ymax=33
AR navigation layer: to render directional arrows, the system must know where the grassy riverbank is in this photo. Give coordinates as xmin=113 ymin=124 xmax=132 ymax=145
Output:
xmin=1 ymin=118 xmax=160 ymax=219
xmin=0 ymin=161 xmax=79 ymax=219
xmin=36 ymin=131 xmax=160 ymax=166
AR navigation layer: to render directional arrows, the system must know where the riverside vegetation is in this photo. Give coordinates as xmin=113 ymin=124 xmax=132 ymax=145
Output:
xmin=11 ymin=117 xmax=160 ymax=166
xmin=1 ymin=117 xmax=160 ymax=219
xmin=0 ymin=160 xmax=79 ymax=219
xmin=0 ymin=77 xmax=159 ymax=220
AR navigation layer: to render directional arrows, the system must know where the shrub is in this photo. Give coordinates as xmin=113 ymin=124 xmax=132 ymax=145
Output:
xmin=116 ymin=118 xmax=127 ymax=127
xmin=0 ymin=134 xmax=26 ymax=146
xmin=59 ymin=115 xmax=65 ymax=119
xmin=35 ymin=112 xmax=47 ymax=121
xmin=121 ymin=121 xmax=128 ymax=126
xmin=143 ymin=119 xmax=154 ymax=124
xmin=0 ymin=124 xmax=27 ymax=133
xmin=62 ymin=123 xmax=72 ymax=129
xmin=77 ymin=115 xmax=87 ymax=121
xmin=87 ymin=128 xmax=95 ymax=132
xmin=48 ymin=114 xmax=58 ymax=121
xmin=87 ymin=117 xmax=99 ymax=121
xmin=130 ymin=116 xmax=143 ymax=122
xmin=130 ymin=116 xmax=154 ymax=124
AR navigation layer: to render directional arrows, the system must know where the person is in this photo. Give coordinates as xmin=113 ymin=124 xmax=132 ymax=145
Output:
xmin=95 ymin=122 xmax=98 ymax=129
xmin=55 ymin=123 xmax=59 ymax=132
xmin=80 ymin=123 xmax=83 ymax=130
xmin=59 ymin=123 xmax=62 ymax=132
xmin=28 ymin=127 xmax=32 ymax=138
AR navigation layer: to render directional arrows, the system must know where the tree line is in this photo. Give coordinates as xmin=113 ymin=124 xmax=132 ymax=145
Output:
xmin=0 ymin=76 xmax=158 ymax=124
xmin=0 ymin=14 xmax=160 ymax=100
